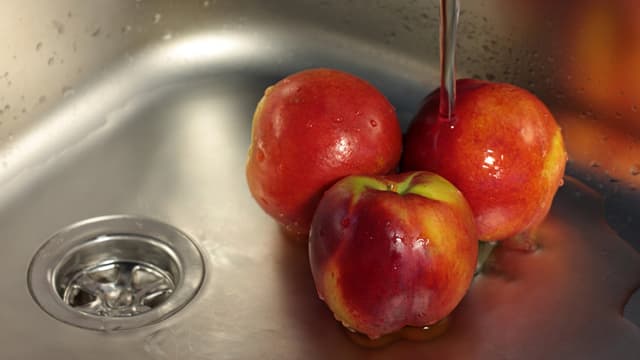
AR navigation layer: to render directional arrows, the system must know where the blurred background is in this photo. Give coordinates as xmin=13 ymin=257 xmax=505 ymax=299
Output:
xmin=1 ymin=1 xmax=638 ymax=172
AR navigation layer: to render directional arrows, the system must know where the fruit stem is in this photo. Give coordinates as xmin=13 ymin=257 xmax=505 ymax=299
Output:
xmin=439 ymin=0 xmax=460 ymax=122
xmin=393 ymin=173 xmax=418 ymax=195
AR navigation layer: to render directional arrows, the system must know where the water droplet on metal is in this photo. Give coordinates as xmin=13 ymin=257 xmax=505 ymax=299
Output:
xmin=52 ymin=20 xmax=65 ymax=35
xmin=48 ymin=57 xmax=55 ymax=66
xmin=92 ymin=27 xmax=101 ymax=37
xmin=153 ymin=13 xmax=162 ymax=24
xmin=369 ymin=119 xmax=378 ymax=127
xmin=630 ymin=164 xmax=640 ymax=176
xmin=162 ymin=31 xmax=172 ymax=41
xmin=35 ymin=42 xmax=43 ymax=51
xmin=62 ymin=86 xmax=75 ymax=97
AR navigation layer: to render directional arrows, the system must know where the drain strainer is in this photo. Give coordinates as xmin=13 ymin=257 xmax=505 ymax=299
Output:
xmin=28 ymin=215 xmax=205 ymax=331
xmin=62 ymin=258 xmax=175 ymax=317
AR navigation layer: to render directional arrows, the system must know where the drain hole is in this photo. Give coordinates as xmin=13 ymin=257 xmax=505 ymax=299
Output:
xmin=28 ymin=215 xmax=205 ymax=331
xmin=66 ymin=286 xmax=98 ymax=307
xmin=142 ymin=289 xmax=173 ymax=308
xmin=59 ymin=260 xmax=177 ymax=317
xmin=90 ymin=264 xmax=119 ymax=283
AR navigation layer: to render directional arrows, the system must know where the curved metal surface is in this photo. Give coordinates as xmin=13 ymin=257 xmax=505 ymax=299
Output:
xmin=0 ymin=0 xmax=638 ymax=359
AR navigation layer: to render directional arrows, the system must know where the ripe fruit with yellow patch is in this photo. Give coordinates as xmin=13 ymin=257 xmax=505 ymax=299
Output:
xmin=309 ymin=171 xmax=478 ymax=339
xmin=402 ymin=79 xmax=567 ymax=241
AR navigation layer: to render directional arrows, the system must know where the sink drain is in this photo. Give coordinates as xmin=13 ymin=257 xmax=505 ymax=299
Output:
xmin=62 ymin=258 xmax=175 ymax=317
xmin=28 ymin=215 xmax=205 ymax=331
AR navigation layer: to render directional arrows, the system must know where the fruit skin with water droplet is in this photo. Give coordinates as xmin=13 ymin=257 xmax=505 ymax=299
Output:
xmin=309 ymin=171 xmax=478 ymax=339
xmin=246 ymin=68 xmax=402 ymax=238
xmin=402 ymin=79 xmax=567 ymax=241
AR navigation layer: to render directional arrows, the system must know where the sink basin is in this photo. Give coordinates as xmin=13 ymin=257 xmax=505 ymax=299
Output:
xmin=1 ymin=1 xmax=639 ymax=359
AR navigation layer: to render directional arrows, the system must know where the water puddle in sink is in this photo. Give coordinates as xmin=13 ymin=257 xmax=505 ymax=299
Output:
xmin=276 ymin=177 xmax=640 ymax=357
xmin=310 ymin=0 xmax=640 ymax=352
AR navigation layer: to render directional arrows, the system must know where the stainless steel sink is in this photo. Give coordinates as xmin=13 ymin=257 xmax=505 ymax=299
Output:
xmin=1 ymin=1 xmax=639 ymax=359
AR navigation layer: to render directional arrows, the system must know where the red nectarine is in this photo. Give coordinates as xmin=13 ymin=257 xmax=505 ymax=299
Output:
xmin=246 ymin=68 xmax=402 ymax=238
xmin=403 ymin=79 xmax=567 ymax=241
xmin=309 ymin=171 xmax=478 ymax=339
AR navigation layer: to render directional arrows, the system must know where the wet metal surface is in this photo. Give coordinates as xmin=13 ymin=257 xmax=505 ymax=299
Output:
xmin=1 ymin=1 xmax=639 ymax=359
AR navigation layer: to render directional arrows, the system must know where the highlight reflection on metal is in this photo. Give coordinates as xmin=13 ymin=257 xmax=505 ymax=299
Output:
xmin=62 ymin=260 xmax=175 ymax=317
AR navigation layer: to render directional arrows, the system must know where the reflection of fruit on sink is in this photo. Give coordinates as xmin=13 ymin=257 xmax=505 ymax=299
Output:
xmin=0 ymin=1 xmax=639 ymax=359
xmin=244 ymin=65 xmax=637 ymax=351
